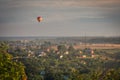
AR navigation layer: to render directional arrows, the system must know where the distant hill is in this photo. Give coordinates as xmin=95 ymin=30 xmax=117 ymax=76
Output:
xmin=0 ymin=36 xmax=120 ymax=44
xmin=87 ymin=37 xmax=120 ymax=44
xmin=56 ymin=37 xmax=120 ymax=44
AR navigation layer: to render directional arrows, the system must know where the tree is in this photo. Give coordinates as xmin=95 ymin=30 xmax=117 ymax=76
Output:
xmin=68 ymin=45 xmax=75 ymax=52
xmin=57 ymin=45 xmax=67 ymax=53
xmin=0 ymin=43 xmax=27 ymax=80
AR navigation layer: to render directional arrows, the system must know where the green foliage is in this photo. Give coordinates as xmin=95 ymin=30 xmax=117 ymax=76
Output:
xmin=90 ymin=68 xmax=120 ymax=80
xmin=57 ymin=45 xmax=67 ymax=53
xmin=3 ymin=40 xmax=120 ymax=80
xmin=0 ymin=42 xmax=9 ymax=52
xmin=0 ymin=43 xmax=27 ymax=80
xmin=68 ymin=45 xmax=75 ymax=52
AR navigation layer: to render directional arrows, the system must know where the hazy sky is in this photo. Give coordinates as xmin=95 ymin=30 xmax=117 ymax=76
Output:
xmin=0 ymin=0 xmax=120 ymax=37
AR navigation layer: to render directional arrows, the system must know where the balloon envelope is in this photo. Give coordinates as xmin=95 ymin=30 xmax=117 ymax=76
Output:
xmin=37 ymin=16 xmax=43 ymax=22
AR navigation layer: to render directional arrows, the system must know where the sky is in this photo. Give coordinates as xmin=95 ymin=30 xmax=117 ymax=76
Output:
xmin=0 ymin=0 xmax=120 ymax=37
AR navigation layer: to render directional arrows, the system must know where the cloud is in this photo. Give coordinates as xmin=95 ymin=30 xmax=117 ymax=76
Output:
xmin=0 ymin=0 xmax=120 ymax=20
xmin=1 ymin=0 xmax=120 ymax=8
xmin=0 ymin=0 xmax=120 ymax=36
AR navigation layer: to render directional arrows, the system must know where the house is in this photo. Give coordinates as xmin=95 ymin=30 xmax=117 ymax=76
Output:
xmin=79 ymin=50 xmax=82 ymax=54
xmin=91 ymin=50 xmax=94 ymax=54
xmin=82 ymin=55 xmax=87 ymax=58
xmin=60 ymin=55 xmax=63 ymax=59
xmin=91 ymin=54 xmax=95 ymax=58
xmin=64 ymin=51 xmax=69 ymax=54
xmin=38 ymin=52 xmax=46 ymax=57
xmin=28 ymin=51 xmax=34 ymax=57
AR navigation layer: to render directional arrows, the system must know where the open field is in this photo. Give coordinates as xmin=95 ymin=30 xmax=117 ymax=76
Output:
xmin=50 ymin=44 xmax=120 ymax=50
xmin=74 ymin=44 xmax=120 ymax=49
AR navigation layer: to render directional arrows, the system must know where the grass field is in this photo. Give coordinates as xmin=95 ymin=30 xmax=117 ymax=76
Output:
xmin=74 ymin=44 xmax=120 ymax=49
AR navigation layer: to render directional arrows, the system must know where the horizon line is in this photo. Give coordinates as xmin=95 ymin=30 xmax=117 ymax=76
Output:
xmin=0 ymin=35 xmax=120 ymax=38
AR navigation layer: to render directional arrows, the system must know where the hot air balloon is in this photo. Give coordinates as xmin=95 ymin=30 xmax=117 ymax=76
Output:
xmin=37 ymin=16 xmax=43 ymax=22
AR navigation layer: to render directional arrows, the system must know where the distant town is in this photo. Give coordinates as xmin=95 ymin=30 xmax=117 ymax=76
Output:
xmin=0 ymin=36 xmax=120 ymax=80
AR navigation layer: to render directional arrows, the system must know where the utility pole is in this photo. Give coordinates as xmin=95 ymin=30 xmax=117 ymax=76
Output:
xmin=85 ymin=33 xmax=86 ymax=49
